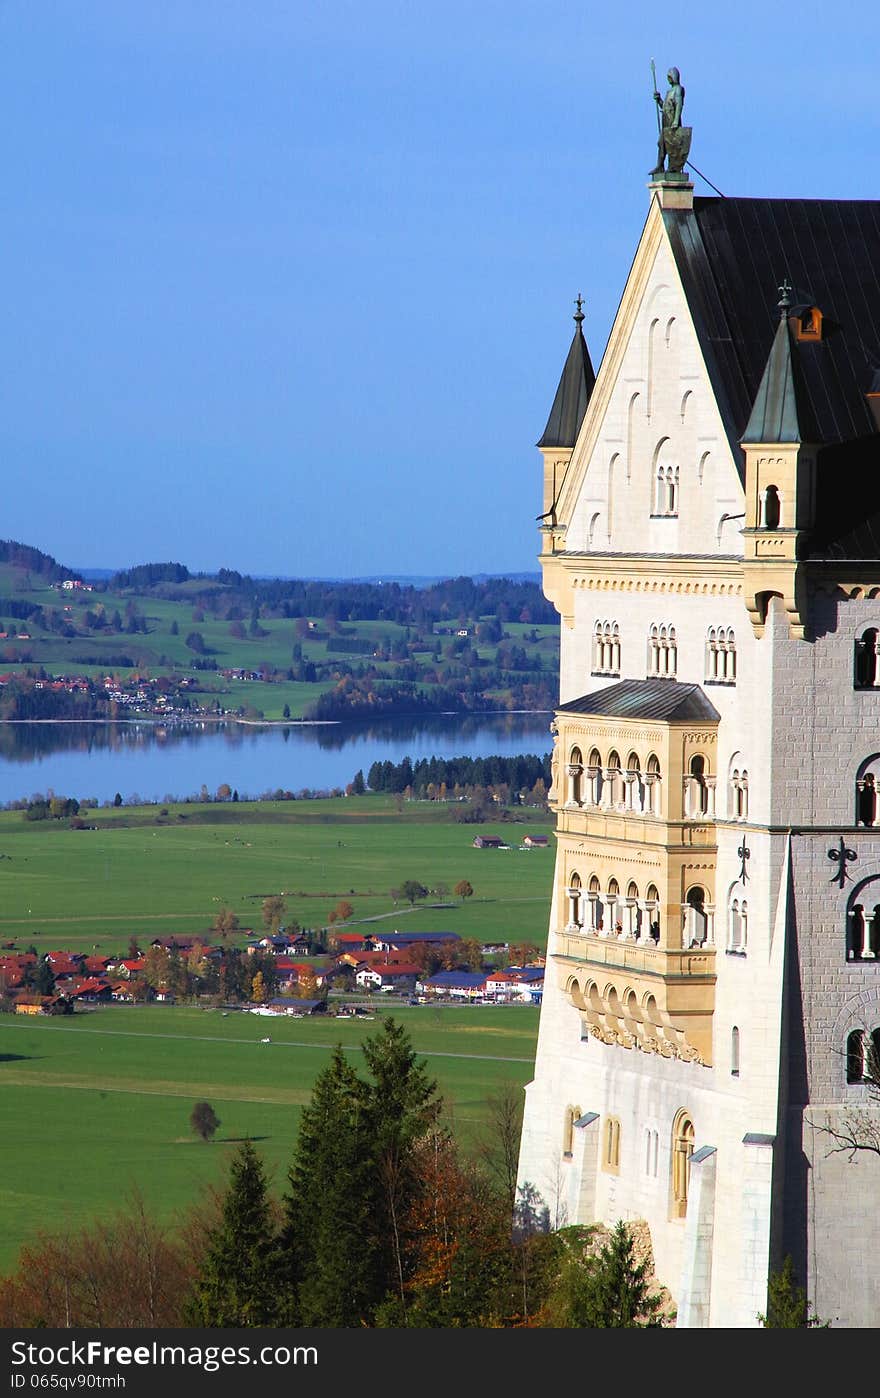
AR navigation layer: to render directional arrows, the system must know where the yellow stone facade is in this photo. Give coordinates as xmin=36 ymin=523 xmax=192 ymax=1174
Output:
xmin=550 ymin=706 xmax=718 ymax=1063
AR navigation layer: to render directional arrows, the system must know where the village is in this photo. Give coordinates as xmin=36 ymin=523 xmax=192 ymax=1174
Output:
xmin=0 ymin=923 xmax=544 ymax=1020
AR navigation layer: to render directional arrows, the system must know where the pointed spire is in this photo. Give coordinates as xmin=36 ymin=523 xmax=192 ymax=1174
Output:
xmin=537 ymin=296 xmax=596 ymax=449
xmin=741 ymin=288 xmax=819 ymax=445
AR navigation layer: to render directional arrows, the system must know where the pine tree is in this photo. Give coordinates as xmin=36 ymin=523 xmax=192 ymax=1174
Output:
xmin=361 ymin=1018 xmax=441 ymax=1312
xmin=547 ymin=1221 xmax=666 ymax=1328
xmin=281 ymin=1048 xmax=378 ymax=1326
xmin=186 ymin=1140 xmax=278 ymax=1327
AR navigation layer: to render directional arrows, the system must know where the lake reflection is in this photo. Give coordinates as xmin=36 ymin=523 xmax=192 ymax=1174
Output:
xmin=0 ymin=713 xmax=554 ymax=805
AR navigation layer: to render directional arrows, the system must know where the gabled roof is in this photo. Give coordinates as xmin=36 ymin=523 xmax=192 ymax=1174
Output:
xmin=537 ymin=305 xmax=596 ymax=449
xmin=663 ymin=198 xmax=880 ymax=466
xmin=558 ymin=679 xmax=720 ymax=723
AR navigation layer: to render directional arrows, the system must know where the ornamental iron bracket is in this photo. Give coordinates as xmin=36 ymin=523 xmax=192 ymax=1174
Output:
xmin=737 ymin=842 xmax=750 ymax=883
xmin=828 ymin=837 xmax=857 ymax=888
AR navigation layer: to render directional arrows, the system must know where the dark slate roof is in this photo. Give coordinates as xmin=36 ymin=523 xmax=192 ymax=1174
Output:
xmin=537 ymin=311 xmax=596 ymax=449
xmin=663 ymin=198 xmax=880 ymax=468
xmin=558 ymin=679 xmax=720 ymax=723
xmin=742 ymin=313 xmax=819 ymax=444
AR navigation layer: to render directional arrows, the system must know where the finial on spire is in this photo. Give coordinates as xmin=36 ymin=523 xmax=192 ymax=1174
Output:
xmin=574 ymin=293 xmax=585 ymax=326
xmin=778 ymin=278 xmax=793 ymax=314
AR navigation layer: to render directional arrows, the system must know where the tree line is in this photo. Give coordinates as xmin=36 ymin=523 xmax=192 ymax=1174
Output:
xmin=365 ymin=753 xmax=551 ymax=797
xmin=0 ymin=1020 xmax=670 ymax=1328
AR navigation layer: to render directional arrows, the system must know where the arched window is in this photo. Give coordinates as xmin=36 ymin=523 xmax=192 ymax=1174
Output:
xmin=603 ymin=1116 xmax=621 ymax=1171
xmin=729 ymin=763 xmax=749 ymax=820
xmin=563 ymin=1103 xmax=582 ymax=1156
xmin=626 ymin=880 xmax=640 ymax=939
xmin=567 ymin=746 xmax=583 ymax=807
xmin=844 ymin=1028 xmax=879 ymax=1085
xmin=648 ymin=624 xmax=660 ymax=677
xmin=728 ymin=895 xmax=748 ymax=953
xmin=593 ymin=620 xmax=620 ymax=675
xmin=707 ymin=627 xmax=737 ymax=683
xmin=624 ymin=752 xmax=642 ymax=811
xmin=606 ymin=878 xmax=620 ymax=936
xmin=731 ymin=1026 xmax=740 ymax=1077
xmin=856 ymin=757 xmax=880 ymax=827
xmin=761 ymin=485 xmax=781 ymax=529
xmin=855 ymin=629 xmax=880 ymax=689
xmin=587 ymin=748 xmax=602 ymax=805
xmin=654 ymin=464 xmax=679 ymax=516
xmin=649 ymin=624 xmax=677 ymax=678
xmin=588 ymin=875 xmax=602 ymax=931
xmin=646 ymin=884 xmax=661 ymax=942
xmin=846 ymin=876 xmax=880 ymax=960
xmin=686 ymin=754 xmax=709 ymax=817
xmin=566 ymin=873 xmax=583 ymax=931
xmin=685 ymin=886 xmax=707 ymax=947
xmin=846 ymin=1030 xmax=865 ymax=1085
xmin=671 ymin=1111 xmax=695 ymax=1219
xmin=645 ymin=753 xmax=661 ymax=816
xmin=644 ymin=1128 xmax=659 ymax=1177
xmin=606 ymin=750 xmax=621 ymax=807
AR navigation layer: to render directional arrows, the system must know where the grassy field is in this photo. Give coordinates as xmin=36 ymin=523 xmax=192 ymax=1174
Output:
xmin=0 ymin=796 xmax=554 ymax=953
xmin=0 ymin=1002 xmax=539 ymax=1271
xmin=0 ymin=560 xmax=559 ymax=718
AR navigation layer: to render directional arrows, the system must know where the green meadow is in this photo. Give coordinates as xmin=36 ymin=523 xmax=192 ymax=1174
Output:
xmin=0 ymin=795 xmax=554 ymax=953
xmin=0 ymin=1002 xmax=539 ymax=1271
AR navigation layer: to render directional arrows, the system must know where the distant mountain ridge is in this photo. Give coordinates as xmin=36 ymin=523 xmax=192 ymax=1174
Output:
xmin=77 ymin=567 xmax=542 ymax=587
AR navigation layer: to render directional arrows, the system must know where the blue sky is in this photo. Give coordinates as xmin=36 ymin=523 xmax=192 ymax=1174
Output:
xmin=0 ymin=2 xmax=876 ymax=578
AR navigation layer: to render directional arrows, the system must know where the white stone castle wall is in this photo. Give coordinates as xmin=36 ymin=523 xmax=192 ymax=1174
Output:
xmin=521 ymin=210 xmax=880 ymax=1326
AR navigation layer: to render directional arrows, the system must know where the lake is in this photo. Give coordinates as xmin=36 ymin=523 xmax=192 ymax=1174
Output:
xmin=0 ymin=711 xmax=554 ymax=806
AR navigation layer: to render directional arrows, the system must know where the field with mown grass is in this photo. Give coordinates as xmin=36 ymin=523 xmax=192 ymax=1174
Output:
xmin=0 ymin=794 xmax=554 ymax=953
xmin=0 ymin=1002 xmax=539 ymax=1271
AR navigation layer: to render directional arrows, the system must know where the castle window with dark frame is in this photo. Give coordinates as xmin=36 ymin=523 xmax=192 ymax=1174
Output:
xmin=846 ymin=1028 xmax=880 ymax=1085
xmin=854 ymin=628 xmax=880 ymax=689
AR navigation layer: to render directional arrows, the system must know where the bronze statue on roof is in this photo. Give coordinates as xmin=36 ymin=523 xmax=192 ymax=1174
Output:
xmin=651 ymin=64 xmax=692 ymax=178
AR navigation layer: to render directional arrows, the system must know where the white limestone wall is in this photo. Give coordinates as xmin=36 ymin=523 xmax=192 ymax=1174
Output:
xmin=565 ymin=236 xmax=744 ymax=562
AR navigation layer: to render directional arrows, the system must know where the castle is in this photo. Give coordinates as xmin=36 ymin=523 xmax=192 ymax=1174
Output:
xmin=515 ymin=150 xmax=880 ymax=1326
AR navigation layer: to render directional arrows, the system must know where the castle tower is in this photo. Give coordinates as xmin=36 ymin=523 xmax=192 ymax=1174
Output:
xmin=517 ymin=170 xmax=880 ymax=1326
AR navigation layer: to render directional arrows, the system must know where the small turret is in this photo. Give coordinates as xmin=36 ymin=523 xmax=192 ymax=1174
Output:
xmin=537 ymin=296 xmax=595 ymax=549
xmin=740 ymin=281 xmax=820 ymax=639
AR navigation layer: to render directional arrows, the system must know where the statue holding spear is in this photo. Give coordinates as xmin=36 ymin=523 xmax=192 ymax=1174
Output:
xmin=651 ymin=62 xmax=691 ymax=177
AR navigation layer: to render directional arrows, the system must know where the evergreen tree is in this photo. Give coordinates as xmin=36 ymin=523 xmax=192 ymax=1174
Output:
xmin=186 ymin=1140 xmax=278 ymax=1326
xmin=546 ymin=1221 xmax=666 ymax=1328
xmin=282 ymin=1048 xmax=377 ymax=1326
xmin=361 ymin=1018 xmax=441 ymax=1311
xmin=760 ymin=1255 xmax=829 ymax=1327
xmin=35 ymin=959 xmax=56 ymax=997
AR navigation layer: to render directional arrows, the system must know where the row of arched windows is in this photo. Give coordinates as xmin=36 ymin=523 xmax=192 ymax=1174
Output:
xmin=566 ymin=747 xmax=662 ymax=814
xmin=590 ymin=621 xmax=738 ymax=684
xmin=706 ymin=627 xmax=736 ymax=683
xmin=592 ymin=620 xmax=620 ymax=675
xmin=653 ymin=464 xmax=679 ymax=516
xmin=565 ymin=873 xmax=662 ymax=940
xmin=647 ymin=624 xmax=677 ymax=677
xmin=564 ymin=872 xmax=749 ymax=953
xmin=564 ymin=746 xmax=750 ymax=821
